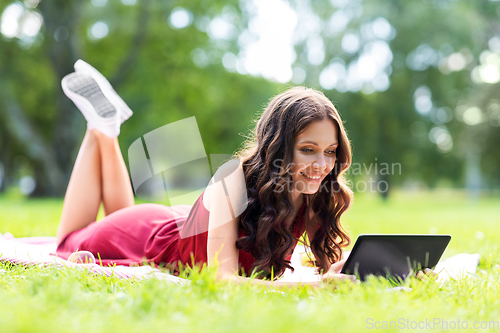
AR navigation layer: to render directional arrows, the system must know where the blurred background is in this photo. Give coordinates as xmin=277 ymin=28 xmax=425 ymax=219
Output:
xmin=0 ymin=0 xmax=499 ymax=201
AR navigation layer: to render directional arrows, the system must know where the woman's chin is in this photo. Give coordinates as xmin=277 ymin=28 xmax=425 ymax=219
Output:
xmin=303 ymin=188 xmax=320 ymax=195
xmin=296 ymin=184 xmax=322 ymax=195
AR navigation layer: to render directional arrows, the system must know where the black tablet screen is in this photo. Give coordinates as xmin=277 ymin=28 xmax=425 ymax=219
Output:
xmin=340 ymin=235 xmax=451 ymax=281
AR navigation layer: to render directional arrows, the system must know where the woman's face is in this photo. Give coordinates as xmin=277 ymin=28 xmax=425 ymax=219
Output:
xmin=289 ymin=119 xmax=339 ymax=196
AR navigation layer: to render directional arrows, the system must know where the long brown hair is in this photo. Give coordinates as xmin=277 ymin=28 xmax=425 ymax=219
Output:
xmin=235 ymin=86 xmax=353 ymax=278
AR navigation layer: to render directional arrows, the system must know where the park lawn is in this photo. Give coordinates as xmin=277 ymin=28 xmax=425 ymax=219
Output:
xmin=0 ymin=190 xmax=500 ymax=332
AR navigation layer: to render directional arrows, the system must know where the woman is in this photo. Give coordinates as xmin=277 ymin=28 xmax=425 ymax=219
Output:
xmin=55 ymin=60 xmax=356 ymax=287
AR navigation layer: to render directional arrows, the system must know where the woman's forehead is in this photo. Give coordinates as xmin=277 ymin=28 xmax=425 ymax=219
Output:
xmin=295 ymin=119 xmax=339 ymax=145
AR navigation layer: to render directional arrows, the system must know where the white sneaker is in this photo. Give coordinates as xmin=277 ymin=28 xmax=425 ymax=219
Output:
xmin=62 ymin=72 xmax=121 ymax=137
xmin=74 ymin=59 xmax=133 ymax=124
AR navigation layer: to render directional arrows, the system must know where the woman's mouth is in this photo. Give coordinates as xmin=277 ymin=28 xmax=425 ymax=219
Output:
xmin=300 ymin=172 xmax=324 ymax=181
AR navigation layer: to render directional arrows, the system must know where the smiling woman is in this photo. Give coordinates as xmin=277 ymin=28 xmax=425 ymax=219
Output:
xmin=291 ymin=120 xmax=339 ymax=194
xmin=54 ymin=63 xmax=355 ymax=288
xmin=235 ymin=87 xmax=353 ymax=281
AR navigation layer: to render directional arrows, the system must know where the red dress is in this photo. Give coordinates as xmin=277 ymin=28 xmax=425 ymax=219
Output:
xmin=56 ymin=192 xmax=307 ymax=275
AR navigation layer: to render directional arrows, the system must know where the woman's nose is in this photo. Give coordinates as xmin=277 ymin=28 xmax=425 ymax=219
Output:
xmin=312 ymin=155 xmax=327 ymax=170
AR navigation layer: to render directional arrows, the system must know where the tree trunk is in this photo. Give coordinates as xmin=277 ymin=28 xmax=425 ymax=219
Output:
xmin=0 ymin=0 xmax=151 ymax=196
xmin=0 ymin=85 xmax=67 ymax=196
xmin=38 ymin=0 xmax=85 ymax=195
xmin=0 ymin=125 xmax=9 ymax=193
xmin=465 ymin=147 xmax=481 ymax=202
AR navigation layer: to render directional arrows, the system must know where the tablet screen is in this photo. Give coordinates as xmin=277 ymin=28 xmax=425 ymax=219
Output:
xmin=340 ymin=234 xmax=451 ymax=281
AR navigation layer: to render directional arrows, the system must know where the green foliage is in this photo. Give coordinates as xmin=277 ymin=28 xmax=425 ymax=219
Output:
xmin=1 ymin=0 xmax=500 ymax=197
xmin=0 ymin=0 xmax=277 ymax=196
xmin=292 ymin=0 xmax=500 ymax=188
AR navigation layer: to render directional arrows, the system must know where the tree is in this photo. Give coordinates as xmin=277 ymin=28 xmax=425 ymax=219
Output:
xmin=0 ymin=0 xmax=273 ymax=196
xmin=288 ymin=0 xmax=500 ymax=196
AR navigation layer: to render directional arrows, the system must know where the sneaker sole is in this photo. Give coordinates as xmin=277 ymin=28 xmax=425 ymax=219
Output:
xmin=64 ymin=73 xmax=117 ymax=118
xmin=74 ymin=60 xmax=133 ymax=123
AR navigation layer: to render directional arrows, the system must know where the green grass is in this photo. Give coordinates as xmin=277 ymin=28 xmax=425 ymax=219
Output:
xmin=1 ymin=190 xmax=500 ymax=332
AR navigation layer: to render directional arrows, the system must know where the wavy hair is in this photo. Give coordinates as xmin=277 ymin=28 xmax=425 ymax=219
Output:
xmin=235 ymin=86 xmax=353 ymax=278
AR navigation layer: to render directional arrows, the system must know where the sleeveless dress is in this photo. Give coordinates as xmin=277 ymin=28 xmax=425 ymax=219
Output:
xmin=56 ymin=192 xmax=307 ymax=275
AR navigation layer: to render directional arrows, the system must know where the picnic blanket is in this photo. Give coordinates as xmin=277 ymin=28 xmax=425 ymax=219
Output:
xmin=0 ymin=233 xmax=480 ymax=285
xmin=0 ymin=233 xmax=187 ymax=284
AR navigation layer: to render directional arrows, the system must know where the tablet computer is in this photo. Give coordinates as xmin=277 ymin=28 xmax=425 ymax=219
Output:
xmin=340 ymin=234 xmax=451 ymax=281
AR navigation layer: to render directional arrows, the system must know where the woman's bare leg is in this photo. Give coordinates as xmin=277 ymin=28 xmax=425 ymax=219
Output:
xmin=56 ymin=130 xmax=135 ymax=243
xmin=56 ymin=129 xmax=102 ymax=243
xmin=94 ymin=131 xmax=134 ymax=216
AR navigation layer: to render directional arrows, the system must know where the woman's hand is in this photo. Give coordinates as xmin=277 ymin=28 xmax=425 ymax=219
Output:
xmin=321 ymin=272 xmax=357 ymax=283
xmin=322 ymin=259 xmax=357 ymax=283
xmin=328 ymin=258 xmax=347 ymax=274
xmin=416 ymin=268 xmax=437 ymax=282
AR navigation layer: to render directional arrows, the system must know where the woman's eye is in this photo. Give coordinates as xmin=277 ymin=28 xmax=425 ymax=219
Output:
xmin=301 ymin=148 xmax=313 ymax=153
xmin=326 ymin=150 xmax=336 ymax=155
